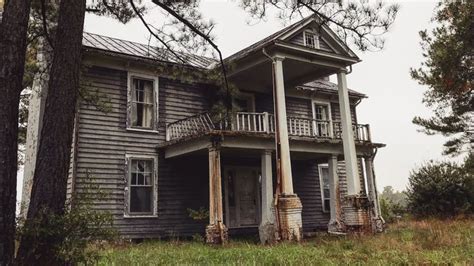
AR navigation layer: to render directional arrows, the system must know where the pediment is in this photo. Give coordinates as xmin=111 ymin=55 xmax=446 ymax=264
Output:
xmin=278 ymin=17 xmax=358 ymax=59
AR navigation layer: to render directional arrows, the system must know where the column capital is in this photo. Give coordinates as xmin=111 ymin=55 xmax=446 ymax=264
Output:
xmin=330 ymin=154 xmax=338 ymax=160
xmin=337 ymin=68 xmax=348 ymax=74
xmin=272 ymin=55 xmax=286 ymax=62
xmin=262 ymin=149 xmax=273 ymax=156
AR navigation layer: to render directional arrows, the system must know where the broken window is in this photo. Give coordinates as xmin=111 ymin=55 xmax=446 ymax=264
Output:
xmin=129 ymin=158 xmax=155 ymax=214
xmin=318 ymin=164 xmax=331 ymax=213
xmin=129 ymin=76 xmax=156 ymax=129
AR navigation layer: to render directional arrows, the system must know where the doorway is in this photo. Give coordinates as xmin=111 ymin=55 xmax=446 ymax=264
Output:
xmin=224 ymin=166 xmax=261 ymax=228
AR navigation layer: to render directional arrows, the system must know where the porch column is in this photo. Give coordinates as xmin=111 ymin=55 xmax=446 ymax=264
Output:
xmin=364 ymin=156 xmax=385 ymax=232
xmin=336 ymin=70 xmax=360 ymax=195
xmin=338 ymin=70 xmax=370 ymax=231
xmin=206 ymin=145 xmax=228 ymax=244
xmin=272 ymin=56 xmax=302 ymax=241
xmin=327 ymin=155 xmax=343 ymax=233
xmin=259 ymin=150 xmax=277 ymax=244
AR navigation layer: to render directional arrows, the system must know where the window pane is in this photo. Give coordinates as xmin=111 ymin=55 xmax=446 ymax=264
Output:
xmin=324 ymin=199 xmax=330 ymax=212
xmin=130 ymin=187 xmax=152 ymax=213
xmin=131 ymin=78 xmax=154 ymax=128
xmin=131 ymin=173 xmax=138 ymax=185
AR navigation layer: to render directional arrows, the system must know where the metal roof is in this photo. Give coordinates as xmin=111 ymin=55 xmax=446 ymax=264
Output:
xmin=82 ymin=32 xmax=217 ymax=69
xmin=297 ymin=79 xmax=366 ymax=98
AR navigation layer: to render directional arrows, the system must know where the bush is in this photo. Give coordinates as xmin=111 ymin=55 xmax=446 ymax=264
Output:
xmin=17 ymin=173 xmax=117 ymax=264
xmin=406 ymin=154 xmax=474 ymax=218
xmin=380 ymin=186 xmax=408 ymax=223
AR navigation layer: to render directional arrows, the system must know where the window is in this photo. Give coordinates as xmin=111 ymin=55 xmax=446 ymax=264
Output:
xmin=304 ymin=31 xmax=320 ymax=49
xmin=318 ymin=164 xmax=330 ymax=213
xmin=128 ymin=73 xmax=158 ymax=131
xmin=312 ymin=101 xmax=332 ymax=137
xmin=126 ymin=156 xmax=157 ymax=216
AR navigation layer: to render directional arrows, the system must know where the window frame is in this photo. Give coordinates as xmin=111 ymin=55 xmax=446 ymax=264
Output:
xmin=311 ymin=99 xmax=333 ymax=137
xmin=318 ymin=163 xmax=330 ymax=213
xmin=303 ymin=30 xmax=320 ymax=49
xmin=127 ymin=72 xmax=159 ymax=133
xmin=124 ymin=154 xmax=158 ymax=218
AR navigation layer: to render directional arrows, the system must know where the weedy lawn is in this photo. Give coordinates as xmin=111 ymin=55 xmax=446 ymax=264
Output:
xmin=97 ymin=219 xmax=473 ymax=265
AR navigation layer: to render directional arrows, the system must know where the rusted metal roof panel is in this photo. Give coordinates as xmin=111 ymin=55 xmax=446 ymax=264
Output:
xmin=82 ymin=32 xmax=217 ymax=68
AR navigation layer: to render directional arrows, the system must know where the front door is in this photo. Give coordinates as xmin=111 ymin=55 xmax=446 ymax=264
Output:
xmin=224 ymin=167 xmax=260 ymax=228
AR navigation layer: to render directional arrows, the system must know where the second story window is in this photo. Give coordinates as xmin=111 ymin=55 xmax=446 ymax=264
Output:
xmin=127 ymin=73 xmax=158 ymax=131
xmin=304 ymin=31 xmax=320 ymax=49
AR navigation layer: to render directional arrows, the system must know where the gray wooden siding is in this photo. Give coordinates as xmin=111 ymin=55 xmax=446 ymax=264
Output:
xmin=71 ymin=65 xmax=365 ymax=238
xmin=73 ymin=66 xmax=211 ymax=238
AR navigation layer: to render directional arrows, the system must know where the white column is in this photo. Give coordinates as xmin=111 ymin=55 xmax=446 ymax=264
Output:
xmin=259 ymin=150 xmax=277 ymax=243
xmin=328 ymin=155 xmax=341 ymax=225
xmin=21 ymin=44 xmax=49 ymax=218
xmin=337 ymin=70 xmax=360 ymax=195
xmin=206 ymin=146 xmax=227 ymax=243
xmin=364 ymin=157 xmax=380 ymax=217
xmin=273 ymin=56 xmax=294 ymax=195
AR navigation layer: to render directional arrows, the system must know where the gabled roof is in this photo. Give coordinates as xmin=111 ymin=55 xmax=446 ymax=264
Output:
xmin=82 ymin=32 xmax=217 ymax=69
xmin=224 ymin=14 xmax=359 ymax=64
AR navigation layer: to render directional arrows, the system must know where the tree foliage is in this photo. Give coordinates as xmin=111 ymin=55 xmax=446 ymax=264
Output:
xmin=406 ymin=154 xmax=474 ymax=218
xmin=379 ymin=186 xmax=407 ymax=223
xmin=410 ymin=0 xmax=473 ymax=156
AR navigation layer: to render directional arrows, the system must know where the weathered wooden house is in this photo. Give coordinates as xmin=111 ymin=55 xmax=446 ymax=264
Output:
xmin=23 ymin=15 xmax=385 ymax=243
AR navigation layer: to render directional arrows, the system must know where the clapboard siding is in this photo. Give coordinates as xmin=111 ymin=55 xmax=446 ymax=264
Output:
xmin=71 ymin=65 xmax=366 ymax=238
xmin=72 ymin=66 xmax=212 ymax=238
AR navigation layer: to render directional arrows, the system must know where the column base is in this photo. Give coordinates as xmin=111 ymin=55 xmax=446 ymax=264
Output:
xmin=277 ymin=194 xmax=303 ymax=241
xmin=259 ymin=222 xmax=278 ymax=244
xmin=371 ymin=217 xmax=385 ymax=233
xmin=342 ymin=195 xmax=371 ymax=233
xmin=205 ymin=223 xmax=228 ymax=244
xmin=327 ymin=219 xmax=345 ymax=235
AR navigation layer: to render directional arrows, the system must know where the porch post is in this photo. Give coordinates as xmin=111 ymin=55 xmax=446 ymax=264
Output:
xmin=259 ymin=150 xmax=277 ymax=244
xmin=272 ymin=55 xmax=302 ymax=241
xmin=327 ymin=155 xmax=343 ymax=233
xmin=364 ymin=156 xmax=385 ymax=232
xmin=336 ymin=70 xmax=360 ymax=195
xmin=337 ymin=70 xmax=370 ymax=231
xmin=206 ymin=145 xmax=228 ymax=244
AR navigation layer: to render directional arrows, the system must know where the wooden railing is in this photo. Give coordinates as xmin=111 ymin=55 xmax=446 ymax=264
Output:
xmin=166 ymin=112 xmax=371 ymax=142
xmin=166 ymin=113 xmax=214 ymax=141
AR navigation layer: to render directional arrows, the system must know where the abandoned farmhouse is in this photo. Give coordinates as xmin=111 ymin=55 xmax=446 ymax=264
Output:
xmin=22 ymin=15 xmax=386 ymax=243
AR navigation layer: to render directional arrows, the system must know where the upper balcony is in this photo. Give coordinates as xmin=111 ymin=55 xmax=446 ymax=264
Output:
xmin=166 ymin=112 xmax=371 ymax=143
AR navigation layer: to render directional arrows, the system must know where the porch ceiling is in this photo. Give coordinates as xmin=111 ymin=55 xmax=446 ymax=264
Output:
xmin=227 ymin=42 xmax=359 ymax=92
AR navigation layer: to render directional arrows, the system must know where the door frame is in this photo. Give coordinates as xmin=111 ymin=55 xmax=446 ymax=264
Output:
xmin=223 ymin=166 xmax=261 ymax=229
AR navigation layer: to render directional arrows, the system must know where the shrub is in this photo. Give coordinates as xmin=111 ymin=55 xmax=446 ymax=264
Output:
xmin=406 ymin=154 xmax=474 ymax=218
xmin=17 ymin=173 xmax=118 ymax=264
xmin=380 ymin=186 xmax=408 ymax=223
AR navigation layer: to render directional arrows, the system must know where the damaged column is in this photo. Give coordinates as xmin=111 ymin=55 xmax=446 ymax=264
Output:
xmin=259 ymin=150 xmax=277 ymax=244
xmin=337 ymin=69 xmax=370 ymax=231
xmin=272 ymin=55 xmax=303 ymax=241
xmin=327 ymin=155 xmax=343 ymax=233
xmin=206 ymin=144 xmax=228 ymax=244
xmin=364 ymin=156 xmax=385 ymax=232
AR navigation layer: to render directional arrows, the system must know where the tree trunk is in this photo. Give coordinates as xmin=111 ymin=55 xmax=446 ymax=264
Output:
xmin=0 ymin=0 xmax=32 ymax=264
xmin=16 ymin=0 xmax=86 ymax=264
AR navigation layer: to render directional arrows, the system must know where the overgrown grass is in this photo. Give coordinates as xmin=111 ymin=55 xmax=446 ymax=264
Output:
xmin=97 ymin=219 xmax=473 ymax=265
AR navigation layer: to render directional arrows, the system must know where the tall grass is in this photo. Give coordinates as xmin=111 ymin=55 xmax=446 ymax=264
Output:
xmin=97 ymin=219 xmax=473 ymax=265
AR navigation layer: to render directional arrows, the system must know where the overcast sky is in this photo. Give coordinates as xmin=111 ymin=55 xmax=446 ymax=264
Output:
xmin=17 ymin=0 xmax=459 ymax=208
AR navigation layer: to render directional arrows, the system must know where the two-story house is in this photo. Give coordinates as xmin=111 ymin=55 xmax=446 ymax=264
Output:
xmin=22 ymin=15 xmax=385 ymax=244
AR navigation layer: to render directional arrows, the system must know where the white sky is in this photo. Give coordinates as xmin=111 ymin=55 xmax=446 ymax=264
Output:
xmin=17 ymin=0 xmax=459 ymax=208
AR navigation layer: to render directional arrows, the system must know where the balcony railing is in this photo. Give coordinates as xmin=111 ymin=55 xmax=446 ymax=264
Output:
xmin=166 ymin=112 xmax=371 ymax=143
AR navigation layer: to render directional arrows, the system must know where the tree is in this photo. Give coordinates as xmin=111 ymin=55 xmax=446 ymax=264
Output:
xmin=406 ymin=154 xmax=474 ymax=218
xmin=16 ymin=0 xmax=87 ymax=263
xmin=0 ymin=0 xmax=32 ymax=264
xmin=410 ymin=0 xmax=473 ymax=156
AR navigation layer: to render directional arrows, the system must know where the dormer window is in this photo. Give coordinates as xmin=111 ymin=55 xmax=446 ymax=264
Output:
xmin=303 ymin=30 xmax=320 ymax=49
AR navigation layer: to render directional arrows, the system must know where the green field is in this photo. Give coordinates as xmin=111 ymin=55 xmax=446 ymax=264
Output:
xmin=97 ymin=219 xmax=473 ymax=265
